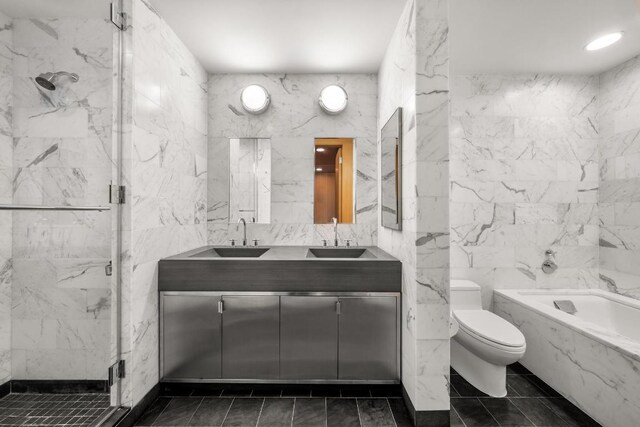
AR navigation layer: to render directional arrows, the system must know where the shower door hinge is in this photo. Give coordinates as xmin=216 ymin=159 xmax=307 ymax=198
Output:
xmin=110 ymin=3 xmax=127 ymax=30
xmin=109 ymin=185 xmax=126 ymax=204
xmin=108 ymin=360 xmax=125 ymax=386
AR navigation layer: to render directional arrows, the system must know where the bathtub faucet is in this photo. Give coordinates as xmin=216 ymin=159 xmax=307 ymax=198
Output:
xmin=542 ymin=249 xmax=558 ymax=274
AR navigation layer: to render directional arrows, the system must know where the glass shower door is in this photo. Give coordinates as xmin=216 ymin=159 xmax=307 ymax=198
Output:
xmin=0 ymin=1 xmax=124 ymax=425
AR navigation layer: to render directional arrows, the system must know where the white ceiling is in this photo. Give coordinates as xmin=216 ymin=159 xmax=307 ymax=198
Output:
xmin=450 ymin=0 xmax=640 ymax=75
xmin=0 ymin=0 xmax=639 ymax=75
xmin=149 ymin=0 xmax=407 ymax=73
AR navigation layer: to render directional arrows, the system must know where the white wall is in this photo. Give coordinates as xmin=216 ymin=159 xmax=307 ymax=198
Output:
xmin=450 ymin=75 xmax=600 ymax=308
xmin=119 ymin=0 xmax=208 ymax=406
xmin=207 ymin=73 xmax=378 ymax=246
xmin=378 ymin=0 xmax=451 ymax=416
xmin=599 ymin=54 xmax=640 ymax=300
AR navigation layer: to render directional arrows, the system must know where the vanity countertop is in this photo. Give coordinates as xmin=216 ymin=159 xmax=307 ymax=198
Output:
xmin=159 ymin=246 xmax=401 ymax=292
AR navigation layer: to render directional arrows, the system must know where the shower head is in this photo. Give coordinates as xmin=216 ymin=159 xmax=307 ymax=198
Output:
xmin=35 ymin=71 xmax=79 ymax=91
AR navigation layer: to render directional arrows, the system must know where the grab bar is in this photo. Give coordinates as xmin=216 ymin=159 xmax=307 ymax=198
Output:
xmin=0 ymin=204 xmax=110 ymax=212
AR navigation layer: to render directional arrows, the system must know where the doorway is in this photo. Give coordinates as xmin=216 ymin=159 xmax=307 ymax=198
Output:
xmin=314 ymin=138 xmax=354 ymax=224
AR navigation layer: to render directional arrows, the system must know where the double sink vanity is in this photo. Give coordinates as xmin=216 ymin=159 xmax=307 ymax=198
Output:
xmin=158 ymin=245 xmax=402 ymax=384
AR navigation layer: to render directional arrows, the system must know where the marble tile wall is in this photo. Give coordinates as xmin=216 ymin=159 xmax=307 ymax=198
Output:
xmin=598 ymin=54 xmax=640 ymax=301
xmin=0 ymin=10 xmax=12 ymax=386
xmin=207 ymin=73 xmax=378 ymax=246
xmin=449 ymin=74 xmax=600 ymax=308
xmin=9 ymin=18 xmax=113 ymax=380
xmin=378 ymin=0 xmax=451 ymax=415
xmin=118 ymin=0 xmax=208 ymax=406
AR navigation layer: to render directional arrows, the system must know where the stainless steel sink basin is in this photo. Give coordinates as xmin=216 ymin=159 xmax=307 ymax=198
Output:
xmin=190 ymin=247 xmax=270 ymax=258
xmin=306 ymin=248 xmax=372 ymax=258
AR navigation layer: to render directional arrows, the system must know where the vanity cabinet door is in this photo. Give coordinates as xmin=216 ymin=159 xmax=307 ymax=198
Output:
xmin=221 ymin=295 xmax=280 ymax=379
xmin=280 ymin=296 xmax=338 ymax=379
xmin=338 ymin=296 xmax=398 ymax=380
xmin=162 ymin=294 xmax=221 ymax=380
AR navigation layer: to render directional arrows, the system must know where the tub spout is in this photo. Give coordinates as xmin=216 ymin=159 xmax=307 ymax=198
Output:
xmin=542 ymin=249 xmax=558 ymax=274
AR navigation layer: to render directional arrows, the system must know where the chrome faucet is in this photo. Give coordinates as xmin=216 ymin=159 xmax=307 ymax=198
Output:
xmin=332 ymin=217 xmax=339 ymax=247
xmin=238 ymin=218 xmax=247 ymax=246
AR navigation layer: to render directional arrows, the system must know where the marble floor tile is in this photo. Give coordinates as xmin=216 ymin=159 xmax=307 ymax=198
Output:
xmin=479 ymin=397 xmax=533 ymax=426
xmin=188 ymin=397 xmax=233 ymax=426
xmin=451 ymin=397 xmax=499 ymax=427
xmin=507 ymin=375 xmax=548 ymax=397
xmin=356 ymin=398 xmax=395 ymax=427
xmin=222 ymin=398 xmax=264 ymax=427
xmin=257 ymin=398 xmax=294 ymax=427
xmin=136 ymin=396 xmax=171 ymax=426
xmin=326 ymin=398 xmax=359 ymax=427
xmin=510 ymin=398 xmax=570 ymax=427
xmin=387 ymin=398 xmax=413 ymax=427
xmin=292 ymin=398 xmax=326 ymax=427
xmin=540 ymin=397 xmax=601 ymax=427
xmin=152 ymin=397 xmax=202 ymax=426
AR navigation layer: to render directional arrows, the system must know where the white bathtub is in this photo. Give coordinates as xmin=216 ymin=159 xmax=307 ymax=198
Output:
xmin=494 ymin=289 xmax=640 ymax=427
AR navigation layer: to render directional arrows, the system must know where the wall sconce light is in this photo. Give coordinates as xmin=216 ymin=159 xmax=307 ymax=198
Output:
xmin=241 ymin=84 xmax=270 ymax=114
xmin=319 ymin=84 xmax=348 ymax=114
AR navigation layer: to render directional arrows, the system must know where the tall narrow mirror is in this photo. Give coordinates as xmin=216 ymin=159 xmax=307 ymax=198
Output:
xmin=381 ymin=108 xmax=402 ymax=230
xmin=314 ymin=138 xmax=355 ymax=224
xmin=229 ymin=138 xmax=271 ymax=223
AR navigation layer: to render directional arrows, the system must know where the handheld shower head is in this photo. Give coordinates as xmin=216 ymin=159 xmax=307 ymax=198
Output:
xmin=35 ymin=71 xmax=79 ymax=91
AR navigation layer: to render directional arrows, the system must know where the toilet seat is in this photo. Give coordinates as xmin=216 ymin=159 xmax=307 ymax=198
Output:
xmin=453 ymin=310 xmax=526 ymax=348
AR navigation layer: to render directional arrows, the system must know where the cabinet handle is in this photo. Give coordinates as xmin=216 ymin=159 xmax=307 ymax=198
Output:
xmin=336 ymin=301 xmax=341 ymax=315
xmin=218 ymin=300 xmax=224 ymax=314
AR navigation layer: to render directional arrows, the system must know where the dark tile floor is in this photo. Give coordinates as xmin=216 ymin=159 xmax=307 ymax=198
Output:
xmin=135 ymin=365 xmax=602 ymax=427
xmin=450 ymin=364 xmax=602 ymax=427
xmin=135 ymin=384 xmax=410 ymax=427
xmin=0 ymin=393 xmax=111 ymax=426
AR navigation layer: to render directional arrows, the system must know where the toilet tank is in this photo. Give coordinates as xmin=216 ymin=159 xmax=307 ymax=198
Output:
xmin=451 ymin=280 xmax=482 ymax=310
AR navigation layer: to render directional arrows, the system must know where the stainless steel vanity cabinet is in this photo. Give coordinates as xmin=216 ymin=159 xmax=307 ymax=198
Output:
xmin=221 ymin=295 xmax=280 ymax=379
xmin=161 ymin=292 xmax=400 ymax=383
xmin=338 ymin=296 xmax=398 ymax=380
xmin=280 ymin=296 xmax=339 ymax=380
xmin=162 ymin=294 xmax=222 ymax=380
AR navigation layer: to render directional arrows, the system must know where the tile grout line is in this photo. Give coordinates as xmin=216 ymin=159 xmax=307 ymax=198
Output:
xmin=325 ymin=397 xmax=328 ymax=427
xmin=255 ymin=397 xmax=266 ymax=427
xmin=384 ymin=398 xmax=398 ymax=427
xmin=476 ymin=397 xmax=502 ymax=427
xmin=184 ymin=397 xmax=204 ymax=427
xmin=536 ymin=395 xmax=585 ymax=427
xmin=450 ymin=404 xmax=468 ymax=427
xmin=220 ymin=397 xmax=235 ymax=427
xmin=355 ymin=397 xmax=364 ymax=427
xmin=290 ymin=397 xmax=296 ymax=427
xmin=148 ymin=397 xmax=171 ymax=426
xmin=507 ymin=397 xmax=538 ymax=427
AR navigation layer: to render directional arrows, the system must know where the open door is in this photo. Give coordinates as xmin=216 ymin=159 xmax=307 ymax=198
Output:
xmin=314 ymin=138 xmax=354 ymax=224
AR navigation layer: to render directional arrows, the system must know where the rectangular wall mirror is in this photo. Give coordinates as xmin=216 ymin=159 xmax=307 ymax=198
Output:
xmin=381 ymin=108 xmax=402 ymax=230
xmin=314 ymin=138 xmax=355 ymax=224
xmin=229 ymin=138 xmax=271 ymax=223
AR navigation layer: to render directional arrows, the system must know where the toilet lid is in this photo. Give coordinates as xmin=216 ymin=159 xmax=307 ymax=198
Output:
xmin=454 ymin=310 xmax=526 ymax=348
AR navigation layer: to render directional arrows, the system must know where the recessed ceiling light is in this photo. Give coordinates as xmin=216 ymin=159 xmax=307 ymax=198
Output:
xmin=585 ymin=32 xmax=623 ymax=51
xmin=319 ymin=85 xmax=348 ymax=114
xmin=316 ymin=147 xmax=325 ymax=152
xmin=316 ymin=167 xmax=323 ymax=172
xmin=240 ymin=84 xmax=270 ymax=114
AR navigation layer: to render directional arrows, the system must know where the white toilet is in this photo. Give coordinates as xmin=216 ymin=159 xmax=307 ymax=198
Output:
xmin=450 ymin=280 xmax=526 ymax=397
